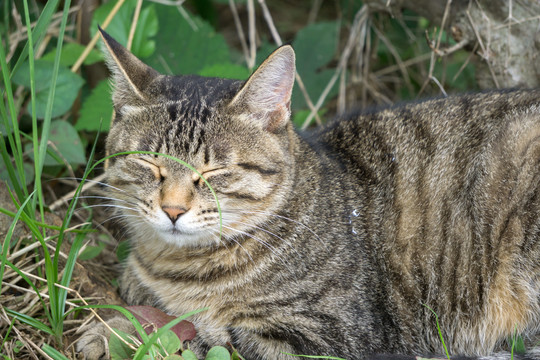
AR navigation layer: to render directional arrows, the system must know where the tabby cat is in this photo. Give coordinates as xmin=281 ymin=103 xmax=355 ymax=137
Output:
xmin=77 ymin=28 xmax=540 ymax=360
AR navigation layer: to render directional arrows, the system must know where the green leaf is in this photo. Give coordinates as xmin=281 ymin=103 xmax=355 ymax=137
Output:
xmin=291 ymin=21 xmax=339 ymax=111
xmin=116 ymin=241 xmax=131 ymax=262
xmin=181 ymin=349 xmax=198 ymax=360
xmin=5 ymin=309 xmax=54 ymax=335
xmin=164 ymin=355 xmax=184 ymax=360
xmin=76 ymin=80 xmax=114 ymax=132
xmin=292 ymin=109 xmax=327 ymax=128
xmin=109 ymin=328 xmax=137 ymax=360
xmin=198 ymin=63 xmax=250 ymax=80
xmin=147 ymin=6 xmax=230 ymax=75
xmin=26 ymin=120 xmax=86 ymax=166
xmin=12 ymin=60 xmax=84 ymax=118
xmin=41 ymin=43 xmax=103 ymax=67
xmin=92 ymin=0 xmax=158 ymax=58
xmin=0 ymin=162 xmax=34 ymax=187
xmin=156 ymin=330 xmax=182 ymax=356
xmin=293 ymin=21 xmax=339 ymax=74
xmin=78 ymin=241 xmax=106 ymax=261
xmin=204 ymin=346 xmax=230 ymax=360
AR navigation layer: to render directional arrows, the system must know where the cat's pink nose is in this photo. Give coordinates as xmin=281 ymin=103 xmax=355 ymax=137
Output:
xmin=162 ymin=206 xmax=187 ymax=224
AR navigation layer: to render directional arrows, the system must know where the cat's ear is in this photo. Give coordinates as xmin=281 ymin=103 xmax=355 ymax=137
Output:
xmin=229 ymin=45 xmax=295 ymax=132
xmin=98 ymin=26 xmax=159 ymax=108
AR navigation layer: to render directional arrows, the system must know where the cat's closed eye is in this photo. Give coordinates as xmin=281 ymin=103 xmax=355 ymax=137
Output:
xmin=129 ymin=156 xmax=164 ymax=182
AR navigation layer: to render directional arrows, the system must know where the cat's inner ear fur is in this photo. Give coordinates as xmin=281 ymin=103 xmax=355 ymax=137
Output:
xmin=98 ymin=26 xmax=159 ymax=110
xmin=229 ymin=45 xmax=296 ymax=132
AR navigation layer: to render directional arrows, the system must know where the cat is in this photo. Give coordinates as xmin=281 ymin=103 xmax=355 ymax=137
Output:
xmin=77 ymin=27 xmax=540 ymax=360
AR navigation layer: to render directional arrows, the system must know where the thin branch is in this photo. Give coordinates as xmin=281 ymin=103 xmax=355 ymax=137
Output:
xmin=127 ymin=0 xmax=143 ymax=51
xmin=229 ymin=0 xmax=251 ymax=68
xmin=466 ymin=7 xmax=499 ymax=88
xmin=247 ymin=0 xmax=257 ymax=69
xmin=71 ymin=0 xmax=128 ymax=72
xmin=301 ymin=6 xmax=369 ymax=129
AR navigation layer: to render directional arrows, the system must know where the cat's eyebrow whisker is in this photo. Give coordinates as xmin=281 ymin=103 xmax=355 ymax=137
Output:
xmin=57 ymin=177 xmax=144 ymax=202
xmin=71 ymin=195 xmax=138 ymax=206
xmin=79 ymin=204 xmax=139 ymax=212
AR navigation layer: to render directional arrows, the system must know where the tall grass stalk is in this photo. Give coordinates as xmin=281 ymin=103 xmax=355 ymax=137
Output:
xmin=0 ymin=0 xmax=95 ymax=350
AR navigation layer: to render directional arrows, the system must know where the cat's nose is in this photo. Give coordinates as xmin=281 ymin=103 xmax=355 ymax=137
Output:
xmin=162 ymin=206 xmax=187 ymax=224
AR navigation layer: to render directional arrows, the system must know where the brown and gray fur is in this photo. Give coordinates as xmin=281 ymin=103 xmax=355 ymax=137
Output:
xmin=77 ymin=28 xmax=540 ymax=360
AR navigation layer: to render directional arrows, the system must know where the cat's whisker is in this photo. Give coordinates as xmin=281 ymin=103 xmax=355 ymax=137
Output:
xmin=95 ymin=213 xmax=143 ymax=229
xmin=221 ymin=224 xmax=291 ymax=266
xmin=212 ymin=227 xmax=258 ymax=263
xmin=79 ymin=204 xmax=140 ymax=212
xmin=58 ymin=177 xmax=145 ymax=203
xmin=231 ymin=219 xmax=303 ymax=260
xmin=71 ymin=195 xmax=138 ymax=206
xmin=236 ymin=209 xmax=325 ymax=247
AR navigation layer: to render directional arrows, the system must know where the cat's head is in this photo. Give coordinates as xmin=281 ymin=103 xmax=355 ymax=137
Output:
xmin=99 ymin=27 xmax=297 ymax=248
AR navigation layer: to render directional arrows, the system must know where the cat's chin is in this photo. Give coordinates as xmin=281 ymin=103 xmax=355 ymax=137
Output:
xmin=155 ymin=229 xmax=218 ymax=248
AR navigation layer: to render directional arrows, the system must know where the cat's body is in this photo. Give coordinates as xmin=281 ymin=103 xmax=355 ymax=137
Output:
xmin=78 ymin=28 xmax=540 ymax=360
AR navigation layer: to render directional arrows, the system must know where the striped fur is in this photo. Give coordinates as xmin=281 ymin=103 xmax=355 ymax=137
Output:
xmin=79 ymin=29 xmax=540 ymax=360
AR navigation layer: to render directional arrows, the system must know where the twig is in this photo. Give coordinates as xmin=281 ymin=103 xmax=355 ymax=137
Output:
xmin=307 ymin=0 xmax=323 ymax=25
xmin=1 ymin=307 xmax=44 ymax=360
xmin=371 ymin=24 xmax=414 ymax=94
xmin=418 ymin=0 xmax=453 ymax=96
xmin=229 ymin=0 xmax=251 ymax=68
xmin=466 ymin=7 xmax=499 ymax=88
xmin=247 ymin=0 xmax=257 ymax=70
xmin=452 ymin=42 xmax=478 ymax=83
xmin=374 ymin=52 xmax=432 ymax=77
xmin=50 ymin=173 xmax=107 ymax=211
xmin=127 ymin=0 xmax=143 ymax=51
xmin=57 ymin=283 xmax=138 ymax=352
xmin=1 ymin=281 xmax=79 ymax=308
xmin=176 ymin=5 xmax=198 ymax=31
xmin=301 ymin=6 xmax=369 ymax=129
xmin=7 ymin=223 xmax=90 ymax=262
xmin=71 ymin=0 xmax=128 ymax=73
xmin=257 ymin=0 xmax=322 ymax=125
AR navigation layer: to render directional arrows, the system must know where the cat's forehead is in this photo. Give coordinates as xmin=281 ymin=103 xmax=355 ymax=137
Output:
xmin=155 ymin=74 xmax=242 ymax=105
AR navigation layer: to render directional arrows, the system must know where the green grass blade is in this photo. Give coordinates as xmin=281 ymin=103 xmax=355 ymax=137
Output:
xmin=5 ymin=309 xmax=54 ymax=336
xmin=3 ymin=258 xmax=53 ymax=325
xmin=56 ymin=225 xmax=91 ymax=329
xmin=28 ymin=0 xmax=72 ymax=227
xmin=0 ymin=29 xmax=28 ymax=204
xmin=424 ymin=304 xmax=450 ymax=360
xmin=53 ymin=126 xmax=101 ymax=271
xmin=67 ymin=304 xmax=149 ymax=343
xmin=9 ymin=0 xmax=61 ymax=78
xmin=41 ymin=344 xmax=70 ymax=360
xmin=22 ymin=0 xmax=38 ymax=216
xmin=0 ymin=190 xmax=36 ymax=286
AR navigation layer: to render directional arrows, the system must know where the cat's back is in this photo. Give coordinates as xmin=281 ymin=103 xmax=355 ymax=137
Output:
xmin=309 ymin=88 xmax=540 ymax=355
xmin=318 ymin=89 xmax=540 ymax=170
